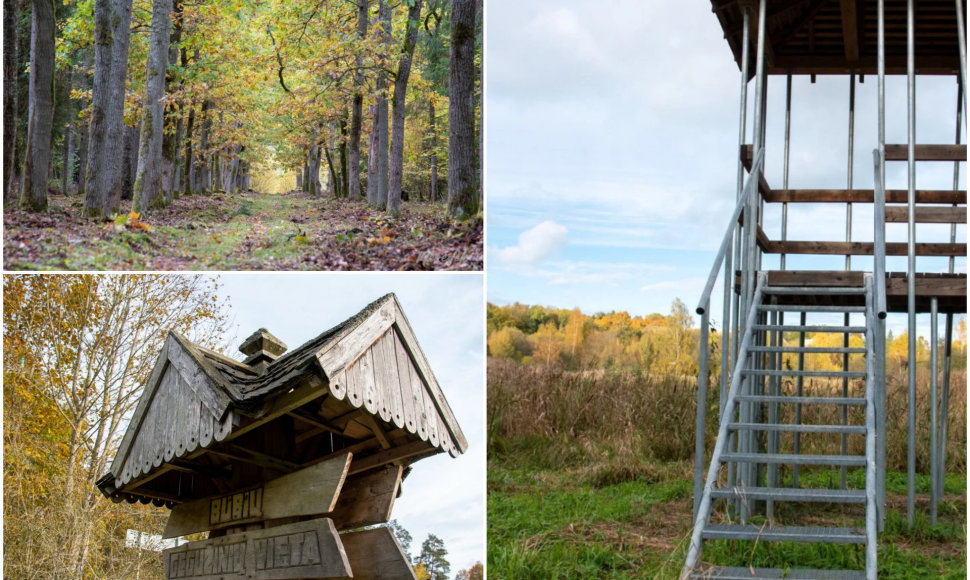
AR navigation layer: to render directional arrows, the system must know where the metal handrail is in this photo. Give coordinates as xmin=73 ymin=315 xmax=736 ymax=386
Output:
xmin=696 ymin=147 xmax=765 ymax=315
xmin=682 ymin=273 xmax=767 ymax=578
xmin=871 ymin=149 xmax=887 ymax=319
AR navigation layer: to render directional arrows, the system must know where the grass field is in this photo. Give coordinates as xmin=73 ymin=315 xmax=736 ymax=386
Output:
xmin=488 ymin=440 xmax=966 ymax=578
xmin=487 ymin=361 xmax=967 ymax=579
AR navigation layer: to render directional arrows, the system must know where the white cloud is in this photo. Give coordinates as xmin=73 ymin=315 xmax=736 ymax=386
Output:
xmin=494 ymin=221 xmax=569 ymax=265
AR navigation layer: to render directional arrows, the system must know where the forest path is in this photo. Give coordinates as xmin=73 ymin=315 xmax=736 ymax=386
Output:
xmin=4 ymin=189 xmax=482 ymax=270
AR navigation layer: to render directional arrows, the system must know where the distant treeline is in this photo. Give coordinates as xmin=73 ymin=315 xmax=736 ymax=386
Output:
xmin=487 ymin=301 xmax=968 ymax=374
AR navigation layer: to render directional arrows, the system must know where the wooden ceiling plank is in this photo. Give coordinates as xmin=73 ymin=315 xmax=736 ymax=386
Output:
xmin=840 ymin=0 xmax=860 ymax=62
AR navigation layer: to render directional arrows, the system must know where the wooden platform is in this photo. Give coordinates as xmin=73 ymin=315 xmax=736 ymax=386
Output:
xmin=711 ymin=0 xmax=966 ymax=76
xmin=750 ymin=270 xmax=968 ymax=313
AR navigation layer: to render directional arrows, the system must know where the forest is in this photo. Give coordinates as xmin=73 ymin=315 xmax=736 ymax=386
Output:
xmin=3 ymin=0 xmax=482 ymax=270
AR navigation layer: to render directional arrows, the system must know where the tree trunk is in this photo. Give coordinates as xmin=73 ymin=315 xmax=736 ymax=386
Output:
xmin=122 ymin=123 xmax=136 ymax=200
xmin=195 ymin=100 xmax=210 ymax=193
xmin=131 ymin=0 xmax=172 ymax=213
xmin=161 ymin=0 xmax=183 ymax=203
xmin=183 ymin=102 xmax=194 ymax=196
xmin=387 ymin=0 xmax=422 ymax=217
xmin=308 ymin=137 xmax=321 ymax=196
xmin=60 ymin=123 xmax=73 ymax=193
xmin=295 ymin=169 xmax=302 ymax=190
xmin=19 ymin=0 xmax=55 ymax=212
xmin=84 ymin=0 xmax=133 ymax=217
xmin=374 ymin=0 xmax=390 ymax=210
xmin=348 ymin=0 xmax=368 ymax=200
xmin=447 ymin=0 xmax=477 ymax=219
xmin=366 ymin=104 xmax=378 ymax=204
xmin=76 ymin=117 xmax=89 ymax=193
xmin=429 ymin=99 xmax=437 ymax=203
xmin=103 ymin=0 xmax=133 ymax=211
xmin=338 ymin=113 xmax=349 ymax=198
xmin=4 ymin=0 xmax=19 ymax=202
xmin=323 ymin=143 xmax=338 ymax=198
xmin=171 ymin=108 xmax=184 ymax=197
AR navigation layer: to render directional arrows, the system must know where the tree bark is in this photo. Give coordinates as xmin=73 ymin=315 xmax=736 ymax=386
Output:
xmin=76 ymin=116 xmax=89 ymax=193
xmin=387 ymin=0 xmax=422 ymax=217
xmin=183 ymin=102 xmax=194 ymax=196
xmin=60 ymin=123 xmax=73 ymax=193
xmin=347 ymin=0 xmax=368 ymax=200
xmin=122 ymin=123 xmax=137 ymax=200
xmin=374 ymin=0 xmax=390 ymax=210
xmin=447 ymin=0 xmax=477 ymax=219
xmin=195 ymin=100 xmax=210 ymax=193
xmin=366 ymin=104 xmax=378 ymax=205
xmin=81 ymin=29 xmax=107 ymax=205
xmin=161 ymin=0 xmax=183 ymax=203
xmin=4 ymin=0 xmax=19 ymax=202
xmin=104 ymin=0 xmax=133 ymax=211
xmin=84 ymin=0 xmax=132 ymax=217
xmin=429 ymin=99 xmax=437 ymax=203
xmin=131 ymin=0 xmax=172 ymax=213
xmin=308 ymin=136 xmax=321 ymax=196
xmin=338 ymin=113 xmax=349 ymax=198
xmin=19 ymin=0 xmax=55 ymax=212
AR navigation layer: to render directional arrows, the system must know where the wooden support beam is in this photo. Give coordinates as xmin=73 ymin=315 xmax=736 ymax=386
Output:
xmin=289 ymin=410 xmax=344 ymax=436
xmin=348 ymin=440 xmax=435 ymax=476
xmin=330 ymin=465 xmax=403 ymax=530
xmin=361 ymin=414 xmax=392 ymax=450
xmin=766 ymin=56 xmax=963 ymax=76
xmin=207 ymin=446 xmax=301 ymax=473
xmin=768 ymin=240 xmax=966 ymax=257
xmin=885 ymin=144 xmax=967 ymax=161
xmin=307 ymin=438 xmax=382 ymax=468
xmin=839 ymin=0 xmax=859 ymax=64
xmin=885 ymin=205 xmax=967 ymax=223
xmin=340 ymin=526 xmax=416 ymax=580
xmin=766 ymin=189 xmax=967 ymax=204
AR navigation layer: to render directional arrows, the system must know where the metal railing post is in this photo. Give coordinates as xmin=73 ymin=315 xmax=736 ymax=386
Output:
xmin=905 ymin=0 xmax=917 ymax=528
xmin=694 ymin=307 xmax=710 ymax=520
xmin=930 ymin=298 xmax=939 ymax=525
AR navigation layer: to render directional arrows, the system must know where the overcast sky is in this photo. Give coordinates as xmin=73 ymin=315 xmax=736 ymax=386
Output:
xmin=486 ymin=0 xmax=965 ymax=335
xmin=216 ymin=273 xmax=484 ymax=572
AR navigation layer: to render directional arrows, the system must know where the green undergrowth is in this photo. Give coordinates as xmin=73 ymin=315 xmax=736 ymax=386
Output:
xmin=488 ymin=439 xmax=967 ymax=579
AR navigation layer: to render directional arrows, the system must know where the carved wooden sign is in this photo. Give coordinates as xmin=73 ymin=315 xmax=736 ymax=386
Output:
xmin=164 ymin=519 xmax=350 ymax=580
xmin=164 ymin=453 xmax=352 ymax=538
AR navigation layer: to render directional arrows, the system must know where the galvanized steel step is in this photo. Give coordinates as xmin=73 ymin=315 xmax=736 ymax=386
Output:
xmin=701 ymin=524 xmax=867 ymax=544
xmin=762 ymin=285 xmax=867 ymax=296
xmin=728 ymin=421 xmax=866 ymax=434
xmin=719 ymin=452 xmax=866 ymax=466
xmin=753 ymin=324 xmax=866 ymax=333
xmin=748 ymin=346 xmax=867 ymax=354
xmin=741 ymin=369 xmax=867 ymax=378
xmin=688 ymin=566 xmax=866 ymax=579
xmin=709 ymin=486 xmax=867 ymax=503
xmin=758 ymin=304 xmax=867 ymax=313
xmin=735 ymin=395 xmax=867 ymax=406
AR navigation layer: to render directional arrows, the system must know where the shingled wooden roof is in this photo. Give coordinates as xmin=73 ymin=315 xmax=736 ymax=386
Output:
xmin=712 ymin=0 xmax=966 ymax=75
xmin=97 ymin=293 xmax=466 ymax=507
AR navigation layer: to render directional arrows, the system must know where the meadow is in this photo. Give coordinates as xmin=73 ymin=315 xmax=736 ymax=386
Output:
xmin=487 ymin=360 xmax=967 ymax=578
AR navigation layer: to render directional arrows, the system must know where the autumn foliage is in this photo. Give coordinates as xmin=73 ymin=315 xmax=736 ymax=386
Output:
xmin=3 ymin=275 xmax=230 ymax=579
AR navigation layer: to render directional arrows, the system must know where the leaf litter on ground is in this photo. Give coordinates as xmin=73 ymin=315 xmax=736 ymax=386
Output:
xmin=3 ymin=189 xmax=483 ymax=271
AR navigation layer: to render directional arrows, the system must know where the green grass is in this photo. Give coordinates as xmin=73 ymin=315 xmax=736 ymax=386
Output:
xmin=488 ymin=452 xmax=966 ymax=579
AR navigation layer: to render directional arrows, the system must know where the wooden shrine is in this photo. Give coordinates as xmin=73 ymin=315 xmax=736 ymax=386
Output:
xmin=96 ymin=293 xmax=467 ymax=580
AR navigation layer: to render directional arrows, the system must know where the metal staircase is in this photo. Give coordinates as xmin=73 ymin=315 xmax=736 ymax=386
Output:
xmin=681 ymin=273 xmax=879 ymax=579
